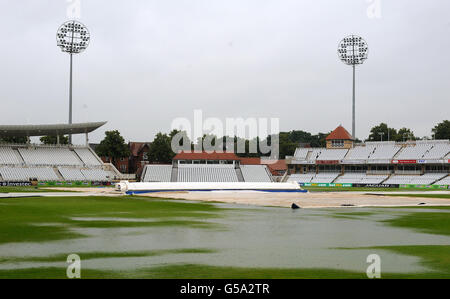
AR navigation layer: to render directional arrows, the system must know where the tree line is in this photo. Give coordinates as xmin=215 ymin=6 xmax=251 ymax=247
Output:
xmin=1 ymin=120 xmax=448 ymax=164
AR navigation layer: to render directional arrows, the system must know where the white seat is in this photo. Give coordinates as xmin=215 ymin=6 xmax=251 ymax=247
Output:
xmin=142 ymin=165 xmax=172 ymax=182
xmin=240 ymin=165 xmax=272 ymax=182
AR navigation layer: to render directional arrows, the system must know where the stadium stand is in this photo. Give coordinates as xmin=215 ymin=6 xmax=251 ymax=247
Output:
xmin=307 ymin=149 xmax=323 ymax=162
xmin=344 ymin=145 xmax=375 ymax=160
xmin=74 ymin=148 xmax=103 ymax=166
xmin=58 ymin=167 xmax=86 ymax=181
xmin=0 ymin=122 xmax=122 ymax=183
xmin=316 ymin=149 xmax=348 ymax=160
xmin=287 ymin=173 xmax=315 ymax=183
xmin=359 ymin=175 xmax=389 ymax=184
xmin=293 ymin=148 xmax=309 ymax=160
xmin=240 ymin=165 xmax=272 ymax=182
xmin=367 ymin=142 xmax=401 ymax=160
xmin=434 ymin=175 xmax=450 ymax=185
xmin=287 ymin=128 xmax=449 ymax=186
xmin=311 ymin=172 xmax=340 ymax=183
xmin=0 ymin=146 xmax=23 ymax=165
xmin=81 ymin=168 xmax=116 ymax=181
xmin=177 ymin=164 xmax=239 ymax=182
xmin=0 ymin=145 xmax=118 ymax=182
xmin=395 ymin=144 xmax=432 ymax=160
xmin=334 ymin=173 xmax=366 ymax=183
xmin=385 ymin=173 xmax=447 ymax=185
xmin=18 ymin=147 xmax=82 ymax=166
xmin=141 ymin=165 xmax=172 ymax=182
xmin=0 ymin=166 xmax=59 ymax=181
xmin=423 ymin=143 xmax=450 ymax=159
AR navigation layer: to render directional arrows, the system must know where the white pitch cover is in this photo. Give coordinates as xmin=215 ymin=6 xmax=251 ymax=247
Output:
xmin=116 ymin=181 xmax=305 ymax=193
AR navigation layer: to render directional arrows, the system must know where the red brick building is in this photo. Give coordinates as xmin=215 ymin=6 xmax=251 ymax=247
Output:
xmin=91 ymin=142 xmax=151 ymax=175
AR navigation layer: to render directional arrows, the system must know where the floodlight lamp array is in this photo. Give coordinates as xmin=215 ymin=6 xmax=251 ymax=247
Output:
xmin=338 ymin=35 xmax=368 ymax=65
xmin=57 ymin=21 xmax=90 ymax=54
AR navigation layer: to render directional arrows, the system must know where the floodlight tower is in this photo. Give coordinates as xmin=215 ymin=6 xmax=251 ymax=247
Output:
xmin=338 ymin=35 xmax=369 ymax=139
xmin=56 ymin=20 xmax=90 ymax=144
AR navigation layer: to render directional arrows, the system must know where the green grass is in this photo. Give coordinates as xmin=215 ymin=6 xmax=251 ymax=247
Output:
xmin=382 ymin=193 xmax=450 ymax=199
xmin=370 ymin=245 xmax=450 ymax=275
xmin=303 ymin=186 xmax=448 ymax=192
xmin=2 ymin=262 xmax=449 ymax=279
xmin=0 ymin=186 xmax=70 ymax=193
xmin=0 ymin=248 xmax=217 ymax=264
xmin=383 ymin=209 xmax=450 ymax=236
xmin=0 ymin=196 xmax=224 ymax=244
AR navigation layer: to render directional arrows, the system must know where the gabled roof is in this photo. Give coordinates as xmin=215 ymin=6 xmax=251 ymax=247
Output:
xmin=173 ymin=151 xmax=240 ymax=161
xmin=326 ymin=125 xmax=353 ymax=141
xmin=239 ymin=157 xmax=261 ymax=165
xmin=262 ymin=159 xmax=287 ymax=171
xmin=129 ymin=142 xmax=151 ymax=157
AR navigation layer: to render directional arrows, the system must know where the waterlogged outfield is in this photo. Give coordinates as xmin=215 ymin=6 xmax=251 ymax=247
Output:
xmin=0 ymin=196 xmax=449 ymax=278
xmin=303 ymin=186 xmax=450 ymax=192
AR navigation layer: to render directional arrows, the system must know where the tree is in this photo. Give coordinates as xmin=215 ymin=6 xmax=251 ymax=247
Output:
xmin=95 ymin=130 xmax=130 ymax=165
xmin=0 ymin=136 xmax=28 ymax=144
xmin=40 ymin=135 xmax=69 ymax=145
xmin=396 ymin=128 xmax=415 ymax=142
xmin=432 ymin=120 xmax=450 ymax=140
xmin=148 ymin=132 xmax=175 ymax=163
xmin=367 ymin=123 xmax=397 ymax=142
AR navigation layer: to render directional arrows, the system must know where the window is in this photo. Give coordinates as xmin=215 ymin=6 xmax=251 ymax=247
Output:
xmin=331 ymin=140 xmax=344 ymax=147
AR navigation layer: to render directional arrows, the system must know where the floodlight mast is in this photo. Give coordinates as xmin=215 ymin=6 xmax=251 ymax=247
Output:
xmin=56 ymin=20 xmax=90 ymax=144
xmin=338 ymin=35 xmax=368 ymax=140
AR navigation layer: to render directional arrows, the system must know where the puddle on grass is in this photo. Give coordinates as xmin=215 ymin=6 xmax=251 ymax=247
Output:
xmin=0 ymin=205 xmax=449 ymax=274
xmin=70 ymin=217 xmax=160 ymax=223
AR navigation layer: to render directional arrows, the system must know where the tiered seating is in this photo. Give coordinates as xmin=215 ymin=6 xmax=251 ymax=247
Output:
xmin=74 ymin=148 xmax=102 ymax=165
xmin=396 ymin=144 xmax=432 ymax=159
xmin=334 ymin=173 xmax=366 ymax=183
xmin=386 ymin=173 xmax=447 ymax=185
xmin=142 ymin=165 xmax=172 ymax=182
xmin=434 ymin=175 xmax=450 ymax=185
xmin=18 ymin=147 xmax=82 ymax=166
xmin=368 ymin=143 xmax=401 ymax=160
xmin=58 ymin=167 xmax=86 ymax=181
xmin=240 ymin=165 xmax=272 ymax=182
xmin=177 ymin=165 xmax=238 ymax=182
xmin=384 ymin=175 xmax=417 ymax=185
xmin=311 ymin=173 xmax=340 ymax=183
xmin=0 ymin=145 xmax=116 ymax=182
xmin=307 ymin=149 xmax=322 ymax=162
xmin=422 ymin=143 xmax=450 ymax=159
xmin=410 ymin=173 xmax=447 ymax=185
xmin=293 ymin=148 xmax=309 ymax=160
xmin=0 ymin=167 xmax=59 ymax=181
xmin=344 ymin=145 xmax=375 ymax=160
xmin=287 ymin=174 xmax=314 ymax=183
xmin=81 ymin=169 xmax=115 ymax=181
xmin=0 ymin=147 xmax=23 ymax=164
xmin=360 ymin=175 xmax=388 ymax=184
xmin=316 ymin=149 xmax=348 ymax=160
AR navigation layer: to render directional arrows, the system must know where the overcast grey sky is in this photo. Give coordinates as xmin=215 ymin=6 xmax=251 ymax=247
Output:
xmin=0 ymin=0 xmax=449 ymax=144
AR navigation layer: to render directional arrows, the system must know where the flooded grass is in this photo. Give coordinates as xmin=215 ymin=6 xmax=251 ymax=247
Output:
xmin=0 ymin=196 xmax=449 ymax=278
xmin=0 ymin=196 xmax=224 ymax=244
